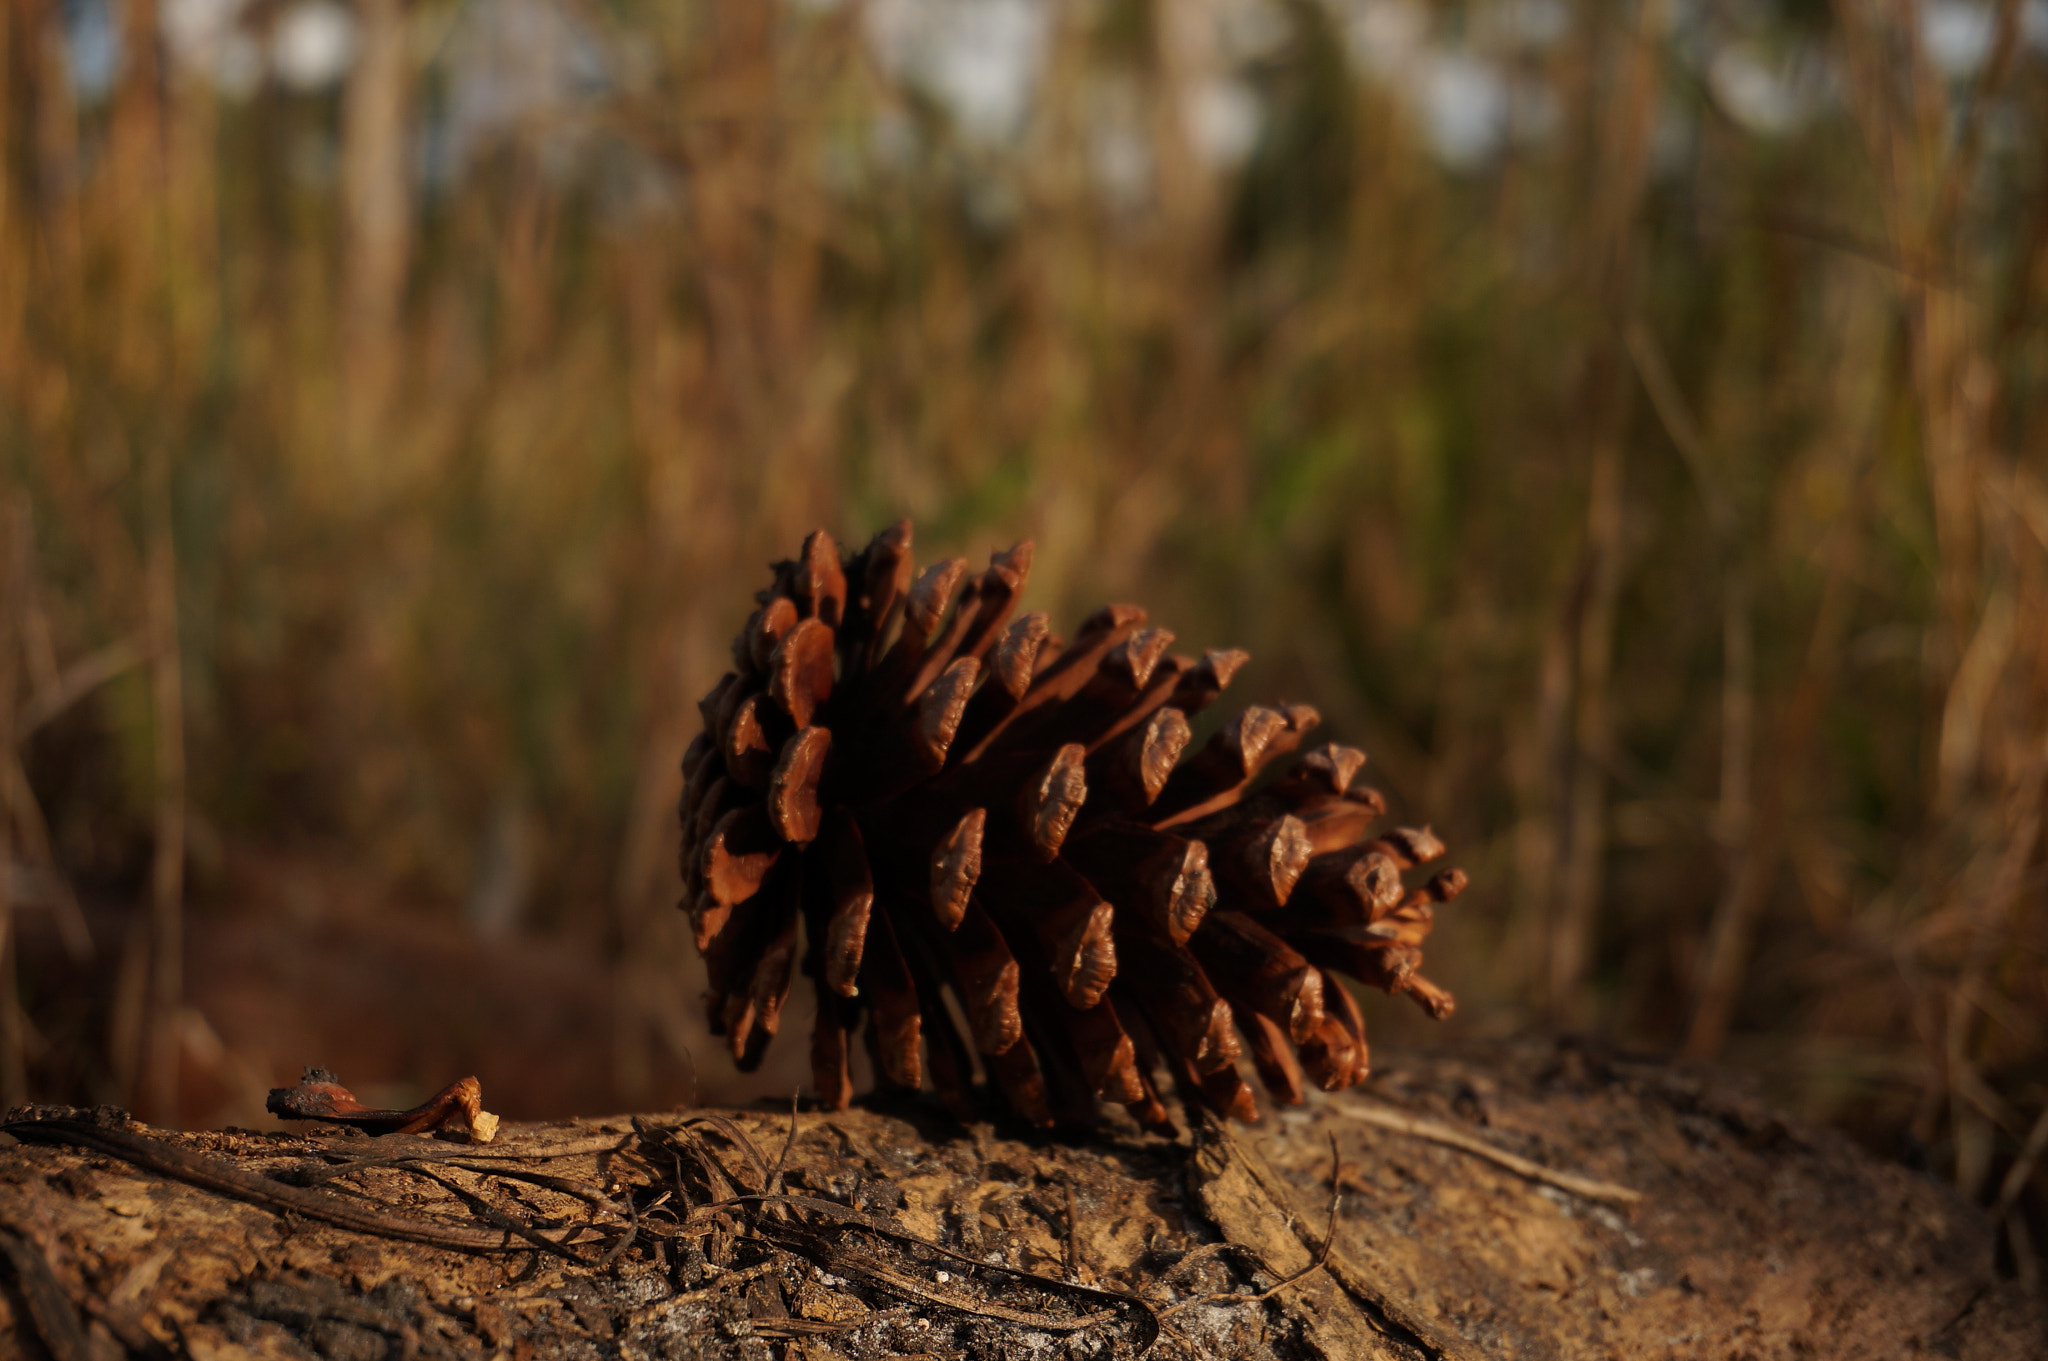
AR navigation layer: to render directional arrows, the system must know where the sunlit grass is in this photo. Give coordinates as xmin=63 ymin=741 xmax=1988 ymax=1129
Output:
xmin=1 ymin=0 xmax=2043 ymax=1269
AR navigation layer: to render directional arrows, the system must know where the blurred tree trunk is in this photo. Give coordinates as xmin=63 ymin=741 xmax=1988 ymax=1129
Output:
xmin=341 ymin=0 xmax=413 ymax=466
xmin=1539 ymin=0 xmax=1672 ymax=1022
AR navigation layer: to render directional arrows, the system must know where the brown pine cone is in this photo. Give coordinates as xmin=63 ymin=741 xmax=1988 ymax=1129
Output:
xmin=679 ymin=522 xmax=1465 ymax=1128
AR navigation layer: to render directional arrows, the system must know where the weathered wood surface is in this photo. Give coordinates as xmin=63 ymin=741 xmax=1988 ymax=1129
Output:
xmin=1 ymin=1038 xmax=2039 ymax=1360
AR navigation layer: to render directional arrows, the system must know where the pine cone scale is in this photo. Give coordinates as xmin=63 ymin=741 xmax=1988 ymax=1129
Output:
xmin=926 ymin=807 xmax=986 ymax=928
xmin=849 ymin=904 xmax=923 ymax=1087
xmin=817 ymin=813 xmax=874 ymax=997
xmin=1061 ymin=822 xmax=1214 ymax=945
xmin=959 ymin=605 xmax=1146 ymax=760
xmin=1083 ymin=707 xmax=1191 ymax=814
xmin=978 ymin=860 xmax=1117 ymax=1010
xmin=943 ymin=902 xmax=1027 ymax=1057
xmin=701 ymin=806 xmax=782 ymax=908
xmin=1295 ymin=797 xmax=1384 ymax=854
xmin=766 ymin=727 xmax=831 ymax=843
xmin=1016 ymin=743 xmax=1088 ymax=860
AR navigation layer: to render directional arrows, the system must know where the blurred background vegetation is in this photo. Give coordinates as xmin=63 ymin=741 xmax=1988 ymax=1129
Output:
xmin=2 ymin=0 xmax=2045 ymax=1290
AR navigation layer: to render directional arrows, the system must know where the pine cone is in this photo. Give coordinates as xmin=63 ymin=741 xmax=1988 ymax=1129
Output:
xmin=679 ymin=523 xmax=1465 ymax=1128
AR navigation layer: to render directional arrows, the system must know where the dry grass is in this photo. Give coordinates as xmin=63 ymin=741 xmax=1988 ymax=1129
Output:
xmin=0 ymin=0 xmax=2043 ymax=1290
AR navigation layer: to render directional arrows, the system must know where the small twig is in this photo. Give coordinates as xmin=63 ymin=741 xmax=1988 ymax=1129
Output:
xmin=645 ymin=1119 xmax=747 ymax=1203
xmin=1333 ymin=1099 xmax=1642 ymax=1207
xmin=595 ymin=1182 xmax=641 ymax=1270
xmin=409 ymin=1167 xmax=609 ymax=1264
xmin=465 ymin=1163 xmax=630 ymax=1211
xmin=747 ymin=1217 xmax=1132 ymax=1338
xmin=1158 ymin=1135 xmax=1342 ymax=1319
xmin=752 ymin=1317 xmax=862 ymax=1338
xmin=707 ymin=1186 xmax=1161 ymax=1346
xmin=1062 ymin=1176 xmax=1080 ymax=1282
xmin=1994 ymin=1102 xmax=2048 ymax=1217
xmin=678 ymin=1113 xmax=774 ymax=1190
xmin=558 ymin=1129 xmax=650 ymax=1162
xmin=625 ymin=1260 xmax=780 ymax=1323
xmin=140 ymin=461 xmax=184 ymax=1122
xmin=1151 ymin=1240 xmax=1262 ymax=1285
xmin=308 ymin=1132 xmax=631 ymax=1167
xmin=708 ymin=1191 xmax=1119 ymax=1294
xmin=315 ymin=1153 xmax=630 ymax=1222
xmin=1 ymin=751 xmax=93 ymax=963
xmin=2 ymin=1118 xmax=588 ymax=1254
xmin=16 ymin=638 xmax=145 ymax=739
xmin=767 ymin=1093 xmax=801 ymax=1195
xmin=2006 ymin=1209 xmax=2041 ymax=1295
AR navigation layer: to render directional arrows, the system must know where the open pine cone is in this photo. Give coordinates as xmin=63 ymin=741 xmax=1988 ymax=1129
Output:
xmin=679 ymin=523 xmax=1465 ymax=1128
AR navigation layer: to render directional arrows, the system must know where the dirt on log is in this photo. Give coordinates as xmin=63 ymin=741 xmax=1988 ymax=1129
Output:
xmin=0 ymin=1037 xmax=2038 ymax=1361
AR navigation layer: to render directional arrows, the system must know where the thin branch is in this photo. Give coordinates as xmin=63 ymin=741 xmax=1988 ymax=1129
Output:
xmin=1 ymin=1117 xmax=598 ymax=1255
xmin=1332 ymin=1099 xmax=1642 ymax=1208
xmin=1994 ymin=1102 xmax=2048 ymax=1218
xmin=767 ymin=1092 xmax=801 ymax=1195
xmin=14 ymin=639 xmax=145 ymax=740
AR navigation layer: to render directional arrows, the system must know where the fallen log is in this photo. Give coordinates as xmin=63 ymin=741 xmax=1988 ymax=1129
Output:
xmin=0 ymin=1037 xmax=2038 ymax=1360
